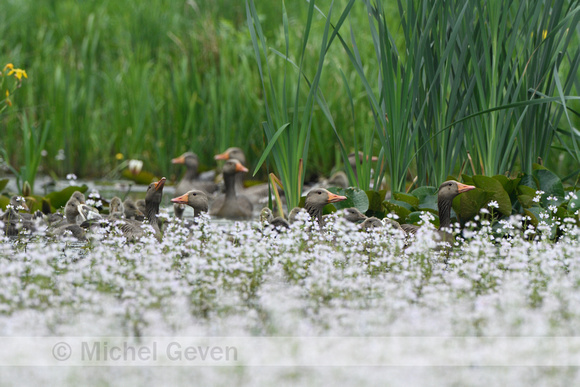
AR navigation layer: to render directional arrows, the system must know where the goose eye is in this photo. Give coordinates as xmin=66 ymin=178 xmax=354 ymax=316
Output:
xmin=317 ymin=191 xmax=322 ymax=195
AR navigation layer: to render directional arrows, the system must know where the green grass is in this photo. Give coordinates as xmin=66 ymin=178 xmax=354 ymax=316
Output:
xmin=0 ymin=0 xmax=578 ymax=194
xmin=0 ymin=0 xmax=375 ymax=184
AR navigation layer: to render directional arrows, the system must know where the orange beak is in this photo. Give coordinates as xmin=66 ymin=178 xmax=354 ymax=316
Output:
xmin=171 ymin=155 xmax=185 ymax=164
xmin=214 ymin=150 xmax=230 ymax=161
xmin=327 ymin=192 xmax=347 ymax=203
xmin=457 ymin=182 xmax=476 ymax=193
xmin=235 ymin=162 xmax=249 ymax=173
xmin=154 ymin=177 xmax=166 ymax=191
xmin=171 ymin=193 xmax=188 ymax=204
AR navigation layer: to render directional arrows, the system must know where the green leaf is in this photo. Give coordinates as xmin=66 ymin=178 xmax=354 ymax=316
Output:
xmin=455 ymin=188 xmax=489 ymax=222
xmin=461 ymin=174 xmax=474 ymax=185
xmin=366 ymin=190 xmax=386 ymax=218
xmin=0 ymin=195 xmax=9 ymax=210
xmin=492 ymin=175 xmax=510 ymax=192
xmin=519 ymin=174 xmax=538 ymax=190
xmin=121 ymin=170 xmax=157 ymax=185
xmin=327 ymin=187 xmax=369 ymax=213
xmin=384 ymin=200 xmax=412 ymax=223
xmin=24 ymin=195 xmax=46 ymax=213
xmin=472 ymin=175 xmax=512 ymax=216
xmin=534 ymin=169 xmax=565 ymax=203
xmin=393 ymin=193 xmax=419 ymax=208
xmin=45 ymin=185 xmax=89 ymax=209
xmin=517 ymin=184 xmax=537 ymax=197
xmin=532 ymin=163 xmax=547 ymax=171
xmin=518 ymin=195 xmax=535 ymax=209
xmin=0 ymin=179 xmax=8 ymax=192
xmin=410 ymin=186 xmax=437 ymax=202
xmin=252 ymin=122 xmax=291 ymax=176
xmin=524 ymin=207 xmax=542 ymax=228
xmin=406 ymin=211 xmax=440 ymax=228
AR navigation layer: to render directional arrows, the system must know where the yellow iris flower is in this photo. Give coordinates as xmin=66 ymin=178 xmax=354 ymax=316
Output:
xmin=8 ymin=68 xmax=27 ymax=80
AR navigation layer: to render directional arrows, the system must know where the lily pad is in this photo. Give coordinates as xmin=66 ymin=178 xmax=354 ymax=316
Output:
xmin=327 ymin=187 xmax=369 ymax=213
xmin=472 ymin=175 xmax=512 ymax=216
xmin=454 ymin=188 xmax=489 ymax=222
xmin=534 ymin=169 xmax=565 ymax=206
xmin=517 ymin=184 xmax=537 ymax=197
xmin=406 ymin=211 xmax=440 ymax=228
xmin=121 ymin=170 xmax=158 ymax=185
xmin=410 ymin=186 xmax=437 ymax=202
xmin=45 ymin=185 xmax=89 ymax=209
xmin=393 ymin=192 xmax=419 ymax=208
xmin=418 ymin=195 xmax=438 ymax=213
xmin=366 ymin=190 xmax=386 ymax=218
xmin=492 ymin=175 xmax=520 ymax=195
xmin=0 ymin=195 xmax=9 ymax=210
xmin=461 ymin=174 xmax=474 ymax=185
xmin=384 ymin=200 xmax=412 ymax=222
xmin=519 ymin=173 xmax=538 ymax=190
xmin=517 ymin=195 xmax=535 ymax=209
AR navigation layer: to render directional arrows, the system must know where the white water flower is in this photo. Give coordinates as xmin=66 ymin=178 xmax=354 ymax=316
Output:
xmin=55 ymin=149 xmax=65 ymax=161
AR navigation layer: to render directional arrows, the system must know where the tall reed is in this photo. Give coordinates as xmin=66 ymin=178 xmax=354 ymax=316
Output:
xmin=332 ymin=0 xmax=580 ymax=191
xmin=247 ymin=0 xmax=355 ymax=209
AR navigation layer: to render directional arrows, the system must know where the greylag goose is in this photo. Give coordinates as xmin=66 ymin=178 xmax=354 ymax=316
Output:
xmin=401 ymin=180 xmax=475 ymax=243
xmin=303 ymin=188 xmax=347 ymax=227
xmin=215 ymin=147 xmax=247 ymax=194
xmin=338 ymin=207 xmax=402 ymax=232
xmin=9 ymin=195 xmax=29 ymax=212
xmin=120 ymin=177 xmax=166 ymax=241
xmin=135 ymin=199 xmax=146 ymax=216
xmin=172 ymin=152 xmax=218 ymax=218
xmin=215 ymin=147 xmax=279 ymax=205
xmin=108 ymin=197 xmax=124 ymax=219
xmin=86 ymin=178 xmax=166 ymax=242
xmin=123 ymin=198 xmax=144 ymax=220
xmin=260 ymin=207 xmax=290 ymax=230
xmin=72 ymin=191 xmax=86 ymax=204
xmin=1 ymin=207 xmax=29 ymax=236
xmin=288 ymin=207 xmax=307 ymax=224
xmin=123 ymin=198 xmax=145 ymax=222
xmin=171 ymin=190 xmax=209 ymax=218
xmin=215 ymin=147 xmax=246 ymax=165
xmin=210 ymin=160 xmax=253 ymax=220
xmin=48 ymin=197 xmax=87 ymax=240
xmin=341 ymin=207 xmax=367 ymax=223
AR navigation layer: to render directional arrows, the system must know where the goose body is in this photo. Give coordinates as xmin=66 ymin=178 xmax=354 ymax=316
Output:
xmin=171 ymin=190 xmax=209 ymax=218
xmin=172 ymin=152 xmax=217 ymax=218
xmin=210 ymin=160 xmax=253 ymax=220
xmin=303 ymin=188 xmax=347 ymax=227
xmin=400 ymin=180 xmax=475 ymax=244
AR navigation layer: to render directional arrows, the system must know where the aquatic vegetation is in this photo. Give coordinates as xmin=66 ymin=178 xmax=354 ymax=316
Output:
xmin=1 ymin=198 xmax=580 ymax=383
xmin=0 ymin=208 xmax=579 ymax=336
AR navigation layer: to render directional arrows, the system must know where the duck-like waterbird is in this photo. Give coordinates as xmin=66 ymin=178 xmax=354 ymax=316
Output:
xmin=303 ymin=188 xmax=347 ymax=227
xmin=401 ymin=180 xmax=475 ymax=243
xmin=172 ymin=152 xmax=217 ymax=218
xmin=210 ymin=160 xmax=253 ymax=220
xmin=104 ymin=177 xmax=167 ymax=242
xmin=171 ymin=190 xmax=209 ymax=218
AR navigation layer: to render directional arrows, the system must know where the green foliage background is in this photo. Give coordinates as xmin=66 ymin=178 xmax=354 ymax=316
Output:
xmin=0 ymin=0 xmax=578 ymax=188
